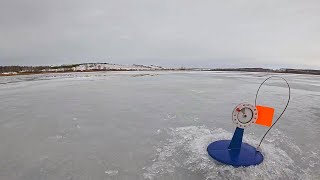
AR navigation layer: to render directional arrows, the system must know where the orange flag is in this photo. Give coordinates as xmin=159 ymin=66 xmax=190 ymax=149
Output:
xmin=255 ymin=106 xmax=275 ymax=127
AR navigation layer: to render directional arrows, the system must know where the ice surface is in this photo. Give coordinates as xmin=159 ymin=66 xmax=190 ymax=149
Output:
xmin=0 ymin=71 xmax=319 ymax=180
xmin=143 ymin=126 xmax=315 ymax=180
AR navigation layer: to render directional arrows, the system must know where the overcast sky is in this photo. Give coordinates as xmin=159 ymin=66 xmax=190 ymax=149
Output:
xmin=0 ymin=0 xmax=319 ymax=68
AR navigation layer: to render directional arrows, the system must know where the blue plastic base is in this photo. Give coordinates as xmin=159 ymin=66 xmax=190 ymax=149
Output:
xmin=207 ymin=140 xmax=264 ymax=167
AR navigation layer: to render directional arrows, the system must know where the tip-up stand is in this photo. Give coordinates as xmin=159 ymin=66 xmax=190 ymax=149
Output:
xmin=207 ymin=127 xmax=263 ymax=167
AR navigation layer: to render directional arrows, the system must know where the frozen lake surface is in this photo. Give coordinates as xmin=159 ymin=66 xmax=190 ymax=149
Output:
xmin=0 ymin=71 xmax=319 ymax=180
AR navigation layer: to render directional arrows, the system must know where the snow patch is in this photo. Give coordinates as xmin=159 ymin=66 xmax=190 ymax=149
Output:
xmin=143 ymin=126 xmax=312 ymax=180
xmin=105 ymin=170 xmax=118 ymax=176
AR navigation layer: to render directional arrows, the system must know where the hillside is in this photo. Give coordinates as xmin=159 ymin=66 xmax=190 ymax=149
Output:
xmin=0 ymin=63 xmax=165 ymax=75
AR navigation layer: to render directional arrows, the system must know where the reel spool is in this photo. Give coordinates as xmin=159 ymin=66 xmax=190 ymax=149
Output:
xmin=232 ymin=103 xmax=258 ymax=129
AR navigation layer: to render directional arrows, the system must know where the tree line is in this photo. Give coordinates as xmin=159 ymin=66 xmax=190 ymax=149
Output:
xmin=0 ymin=66 xmax=50 ymax=73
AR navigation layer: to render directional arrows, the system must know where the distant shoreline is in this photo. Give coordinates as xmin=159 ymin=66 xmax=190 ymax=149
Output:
xmin=0 ymin=69 xmax=173 ymax=77
xmin=1 ymin=69 xmax=320 ymax=77
xmin=1 ymin=63 xmax=320 ymax=76
xmin=204 ymin=68 xmax=320 ymax=75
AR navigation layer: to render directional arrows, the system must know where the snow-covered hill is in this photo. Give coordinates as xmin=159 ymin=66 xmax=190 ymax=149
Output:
xmin=46 ymin=63 xmax=165 ymax=72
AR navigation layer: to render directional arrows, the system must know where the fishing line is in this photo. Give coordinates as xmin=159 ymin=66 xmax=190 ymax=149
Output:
xmin=255 ymin=76 xmax=291 ymax=149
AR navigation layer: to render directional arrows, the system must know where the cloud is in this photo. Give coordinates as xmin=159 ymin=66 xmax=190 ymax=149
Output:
xmin=0 ymin=0 xmax=319 ymax=68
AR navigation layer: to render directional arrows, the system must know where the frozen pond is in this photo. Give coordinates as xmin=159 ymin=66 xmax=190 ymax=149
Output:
xmin=0 ymin=71 xmax=319 ymax=180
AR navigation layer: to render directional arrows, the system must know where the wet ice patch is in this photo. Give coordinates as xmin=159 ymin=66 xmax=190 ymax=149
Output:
xmin=143 ymin=126 xmax=311 ymax=180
